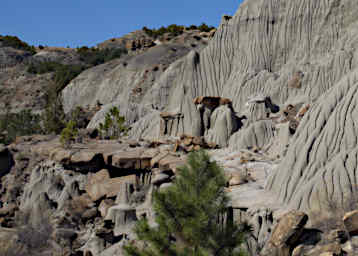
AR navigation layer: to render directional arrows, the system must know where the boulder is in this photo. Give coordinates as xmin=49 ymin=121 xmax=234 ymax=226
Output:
xmin=343 ymin=210 xmax=358 ymax=236
xmin=305 ymin=242 xmax=343 ymax=256
xmin=262 ymin=210 xmax=308 ymax=256
xmin=227 ymin=172 xmax=248 ymax=187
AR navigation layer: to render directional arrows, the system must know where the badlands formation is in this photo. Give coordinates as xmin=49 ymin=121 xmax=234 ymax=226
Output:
xmin=1 ymin=0 xmax=358 ymax=255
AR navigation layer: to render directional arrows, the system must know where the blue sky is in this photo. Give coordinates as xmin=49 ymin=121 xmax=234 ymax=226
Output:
xmin=2 ymin=0 xmax=242 ymax=48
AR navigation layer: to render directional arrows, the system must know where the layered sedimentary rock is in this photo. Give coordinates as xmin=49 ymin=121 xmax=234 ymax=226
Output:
xmin=266 ymin=70 xmax=358 ymax=215
xmin=130 ymin=0 xmax=358 ymax=146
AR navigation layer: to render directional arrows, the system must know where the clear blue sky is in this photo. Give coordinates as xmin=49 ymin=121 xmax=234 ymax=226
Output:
xmin=1 ymin=0 xmax=242 ymax=48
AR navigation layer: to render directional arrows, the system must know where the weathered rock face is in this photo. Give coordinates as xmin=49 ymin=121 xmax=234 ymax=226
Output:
xmin=19 ymin=161 xmax=87 ymax=217
xmin=266 ymin=70 xmax=358 ymax=215
xmin=129 ymin=0 xmax=358 ymax=146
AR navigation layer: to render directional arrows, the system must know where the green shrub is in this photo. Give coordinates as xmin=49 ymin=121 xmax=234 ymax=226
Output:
xmin=142 ymin=23 xmax=215 ymax=38
xmin=98 ymin=107 xmax=128 ymax=139
xmin=124 ymin=150 xmax=249 ymax=256
xmin=197 ymin=23 xmax=215 ymax=32
xmin=0 ymin=35 xmax=36 ymax=54
xmin=60 ymin=120 xmax=79 ymax=148
xmin=53 ymin=64 xmax=85 ymax=92
xmin=0 ymin=109 xmax=42 ymax=145
xmin=27 ymin=61 xmax=84 ymax=91
xmin=68 ymin=106 xmax=91 ymax=129
xmin=27 ymin=61 xmax=64 ymax=74
xmin=187 ymin=25 xmax=198 ymax=30
xmin=142 ymin=24 xmax=184 ymax=38
xmin=77 ymin=46 xmax=127 ymax=66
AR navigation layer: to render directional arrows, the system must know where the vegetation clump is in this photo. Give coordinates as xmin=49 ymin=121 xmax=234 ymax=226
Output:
xmin=124 ymin=150 xmax=249 ymax=256
xmin=98 ymin=106 xmax=128 ymax=139
xmin=142 ymin=23 xmax=215 ymax=38
xmin=76 ymin=46 xmax=128 ymax=66
xmin=27 ymin=62 xmax=85 ymax=91
xmin=143 ymin=24 xmax=185 ymax=38
xmin=0 ymin=35 xmax=36 ymax=54
xmin=60 ymin=120 xmax=79 ymax=148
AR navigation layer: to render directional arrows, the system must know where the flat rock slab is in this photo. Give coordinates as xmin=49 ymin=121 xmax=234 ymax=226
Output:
xmin=86 ymin=169 xmax=136 ymax=201
xmin=228 ymin=184 xmax=282 ymax=210
xmin=70 ymin=150 xmax=101 ymax=164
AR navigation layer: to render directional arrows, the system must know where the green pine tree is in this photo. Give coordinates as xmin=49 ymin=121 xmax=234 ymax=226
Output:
xmin=124 ymin=150 xmax=249 ymax=256
xmin=60 ymin=120 xmax=78 ymax=148
xmin=98 ymin=106 xmax=128 ymax=139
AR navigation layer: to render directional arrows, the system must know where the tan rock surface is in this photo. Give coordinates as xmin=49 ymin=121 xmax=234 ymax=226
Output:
xmin=343 ymin=210 xmax=358 ymax=236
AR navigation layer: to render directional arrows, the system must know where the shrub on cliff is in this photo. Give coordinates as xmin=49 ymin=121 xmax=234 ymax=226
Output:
xmin=77 ymin=46 xmax=127 ymax=66
xmin=53 ymin=64 xmax=85 ymax=92
xmin=124 ymin=150 xmax=249 ymax=256
xmin=27 ymin=61 xmax=85 ymax=92
xmin=197 ymin=23 xmax=215 ymax=32
xmin=27 ymin=61 xmax=63 ymax=74
xmin=142 ymin=23 xmax=215 ymax=39
xmin=142 ymin=24 xmax=184 ymax=38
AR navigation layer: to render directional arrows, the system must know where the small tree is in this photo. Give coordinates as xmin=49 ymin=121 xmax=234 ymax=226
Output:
xmin=98 ymin=106 xmax=128 ymax=139
xmin=60 ymin=120 xmax=78 ymax=148
xmin=124 ymin=150 xmax=248 ymax=256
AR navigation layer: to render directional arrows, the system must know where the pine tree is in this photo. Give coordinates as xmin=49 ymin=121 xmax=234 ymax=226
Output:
xmin=124 ymin=150 xmax=249 ymax=256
